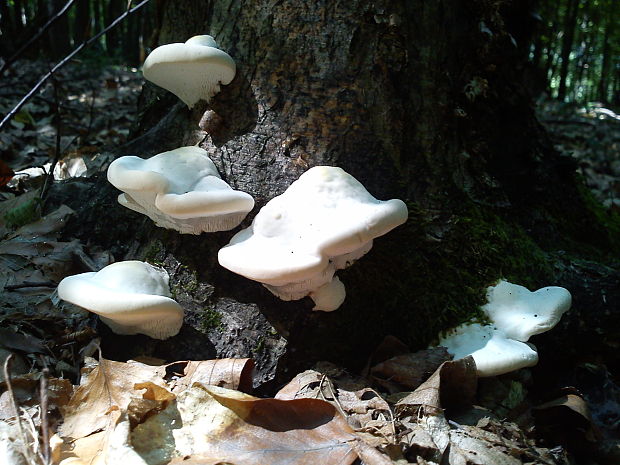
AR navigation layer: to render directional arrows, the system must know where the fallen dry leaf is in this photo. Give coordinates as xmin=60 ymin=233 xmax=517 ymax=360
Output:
xmin=59 ymin=358 xmax=169 ymax=439
xmin=164 ymin=358 xmax=255 ymax=394
xmin=0 ymin=160 xmax=14 ymax=187
xmin=0 ymin=374 xmax=73 ymax=420
xmin=534 ymin=392 xmax=600 ymax=451
xmin=276 ymin=369 xmax=397 ymax=458
xmin=128 ymin=383 xmax=359 ymax=465
xmin=396 ymin=356 xmax=477 ymax=416
xmin=11 ymin=204 xmax=74 ymax=238
xmin=371 ymin=347 xmax=451 ymax=391
xmin=277 ymin=369 xmax=393 ymax=435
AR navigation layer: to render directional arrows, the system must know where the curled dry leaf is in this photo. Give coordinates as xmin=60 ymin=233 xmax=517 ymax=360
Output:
xmin=534 ymin=392 xmax=600 ymax=451
xmin=127 ymin=382 xmax=176 ymax=428
xmin=59 ymin=358 xmax=169 ymax=439
xmin=0 ymin=374 xmax=73 ymax=420
xmin=370 ymin=347 xmax=451 ymax=392
xmin=396 ymin=356 xmax=477 ymax=416
xmin=276 ymin=369 xmax=397 ymax=458
xmin=163 ymin=358 xmax=255 ymax=394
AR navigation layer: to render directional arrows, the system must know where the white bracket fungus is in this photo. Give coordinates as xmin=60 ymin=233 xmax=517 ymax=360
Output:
xmin=482 ymin=280 xmax=572 ymax=342
xmin=438 ymin=323 xmax=539 ymax=377
xmin=437 ymin=280 xmax=572 ymax=377
xmin=57 ymin=261 xmax=184 ymax=340
xmin=218 ymin=166 xmax=408 ymax=311
xmin=107 ymin=146 xmax=255 ymax=234
xmin=142 ymin=35 xmax=236 ymax=108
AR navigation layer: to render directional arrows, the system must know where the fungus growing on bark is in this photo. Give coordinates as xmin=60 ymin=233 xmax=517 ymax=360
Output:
xmin=217 ymin=166 xmax=408 ymax=311
xmin=437 ymin=280 xmax=572 ymax=377
xmin=142 ymin=35 xmax=236 ymax=108
xmin=482 ymin=280 xmax=572 ymax=342
xmin=107 ymin=146 xmax=254 ymax=234
xmin=438 ymin=323 xmax=539 ymax=377
xmin=57 ymin=261 xmax=183 ymax=340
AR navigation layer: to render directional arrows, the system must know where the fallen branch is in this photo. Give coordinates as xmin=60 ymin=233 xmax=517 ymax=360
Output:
xmin=0 ymin=0 xmax=151 ymax=132
xmin=4 ymin=281 xmax=57 ymax=290
xmin=0 ymin=0 xmax=77 ymax=76
xmin=39 ymin=365 xmax=51 ymax=465
xmin=3 ymin=354 xmax=36 ymax=464
xmin=40 ymin=69 xmax=63 ymax=204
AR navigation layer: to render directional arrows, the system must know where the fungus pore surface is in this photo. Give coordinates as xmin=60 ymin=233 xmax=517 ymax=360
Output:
xmin=57 ymin=261 xmax=184 ymax=339
xmin=107 ymin=146 xmax=254 ymax=234
xmin=142 ymin=35 xmax=236 ymax=108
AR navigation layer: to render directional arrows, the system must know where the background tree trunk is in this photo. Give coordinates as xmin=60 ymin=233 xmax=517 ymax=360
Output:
xmin=73 ymin=0 xmax=91 ymax=46
xmin=104 ymin=0 xmax=124 ymax=55
xmin=47 ymin=0 xmax=71 ymax=59
xmin=557 ymin=0 xmax=580 ymax=101
xmin=58 ymin=0 xmax=620 ymax=386
xmin=597 ymin=1 xmax=614 ymax=103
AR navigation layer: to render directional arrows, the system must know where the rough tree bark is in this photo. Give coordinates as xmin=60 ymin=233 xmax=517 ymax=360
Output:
xmin=55 ymin=0 xmax=619 ymax=387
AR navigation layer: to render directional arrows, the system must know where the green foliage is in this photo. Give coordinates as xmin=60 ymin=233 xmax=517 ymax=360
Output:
xmin=3 ymin=197 xmax=41 ymax=229
xmin=197 ymin=307 xmax=223 ymax=333
xmin=533 ymin=0 xmax=619 ymax=102
xmin=144 ymin=240 xmax=165 ymax=265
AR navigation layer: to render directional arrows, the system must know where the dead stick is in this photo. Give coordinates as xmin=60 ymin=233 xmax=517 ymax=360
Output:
xmin=4 ymin=281 xmax=57 ymax=290
xmin=40 ymin=70 xmax=63 ymax=204
xmin=3 ymin=354 xmax=35 ymax=464
xmin=0 ymin=0 xmax=151 ymax=132
xmin=0 ymin=0 xmax=77 ymax=76
xmin=39 ymin=365 xmax=50 ymax=465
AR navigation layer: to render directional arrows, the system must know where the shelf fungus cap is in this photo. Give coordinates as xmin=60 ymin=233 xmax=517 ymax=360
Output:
xmin=142 ymin=34 xmax=236 ymax=108
xmin=439 ymin=323 xmax=539 ymax=377
xmin=218 ymin=166 xmax=408 ymax=311
xmin=107 ymin=146 xmax=254 ymax=234
xmin=436 ymin=280 xmax=571 ymax=377
xmin=482 ymin=280 xmax=572 ymax=342
xmin=57 ymin=261 xmax=183 ymax=339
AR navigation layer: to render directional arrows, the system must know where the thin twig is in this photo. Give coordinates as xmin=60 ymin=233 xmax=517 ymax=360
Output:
xmin=3 ymin=354 xmax=36 ymax=464
xmin=83 ymin=87 xmax=99 ymax=143
xmin=40 ymin=68 xmax=63 ymax=204
xmin=4 ymin=281 xmax=57 ymax=290
xmin=0 ymin=0 xmax=77 ymax=76
xmin=39 ymin=364 xmax=50 ymax=465
xmin=0 ymin=0 xmax=152 ymax=132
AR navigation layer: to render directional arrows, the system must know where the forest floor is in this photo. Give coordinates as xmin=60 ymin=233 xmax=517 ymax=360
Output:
xmin=0 ymin=61 xmax=619 ymax=465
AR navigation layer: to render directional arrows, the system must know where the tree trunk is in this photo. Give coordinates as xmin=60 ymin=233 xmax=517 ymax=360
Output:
xmin=12 ymin=0 xmax=24 ymax=35
xmin=104 ymin=0 xmax=124 ymax=55
xmin=73 ymin=0 xmax=90 ymax=46
xmin=597 ymin=2 xmax=613 ymax=103
xmin=47 ymin=0 xmax=71 ymax=59
xmin=59 ymin=0 xmax=620 ymax=385
xmin=557 ymin=0 xmax=580 ymax=101
xmin=93 ymin=0 xmax=104 ymax=35
xmin=123 ymin=10 xmax=141 ymax=66
xmin=0 ymin=1 xmax=16 ymax=57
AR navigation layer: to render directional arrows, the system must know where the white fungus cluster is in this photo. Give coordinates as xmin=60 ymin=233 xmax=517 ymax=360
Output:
xmin=143 ymin=35 xmax=236 ymax=108
xmin=107 ymin=146 xmax=254 ymax=235
xmin=218 ymin=166 xmax=409 ymax=311
xmin=58 ymin=261 xmax=184 ymax=340
xmin=437 ymin=280 xmax=572 ymax=376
